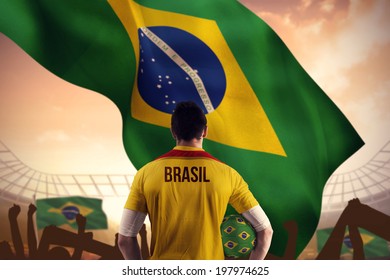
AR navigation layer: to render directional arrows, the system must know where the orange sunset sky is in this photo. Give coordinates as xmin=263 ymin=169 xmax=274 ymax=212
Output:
xmin=1 ymin=0 xmax=389 ymax=177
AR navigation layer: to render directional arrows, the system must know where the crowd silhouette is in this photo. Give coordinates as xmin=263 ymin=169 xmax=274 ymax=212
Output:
xmin=0 ymin=203 xmax=150 ymax=260
xmin=0 ymin=198 xmax=389 ymax=260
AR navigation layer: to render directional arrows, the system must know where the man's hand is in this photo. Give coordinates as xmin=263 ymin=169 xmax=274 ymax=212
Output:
xmin=28 ymin=203 xmax=37 ymax=216
xmin=8 ymin=204 xmax=21 ymax=219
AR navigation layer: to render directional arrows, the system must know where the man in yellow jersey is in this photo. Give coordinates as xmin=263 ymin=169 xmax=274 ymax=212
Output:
xmin=118 ymin=101 xmax=273 ymax=260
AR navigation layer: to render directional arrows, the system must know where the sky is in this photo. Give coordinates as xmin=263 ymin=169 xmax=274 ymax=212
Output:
xmin=1 ymin=0 xmax=389 ymax=176
xmin=243 ymin=0 xmax=390 ymax=172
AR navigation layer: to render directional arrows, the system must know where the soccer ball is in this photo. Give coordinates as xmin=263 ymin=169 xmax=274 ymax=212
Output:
xmin=220 ymin=214 xmax=256 ymax=258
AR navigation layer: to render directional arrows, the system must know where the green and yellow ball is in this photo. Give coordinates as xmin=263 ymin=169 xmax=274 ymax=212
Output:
xmin=220 ymin=214 xmax=256 ymax=258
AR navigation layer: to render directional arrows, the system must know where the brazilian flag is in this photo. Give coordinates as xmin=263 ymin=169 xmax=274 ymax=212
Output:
xmin=0 ymin=0 xmax=363 ymax=257
xmin=36 ymin=196 xmax=108 ymax=230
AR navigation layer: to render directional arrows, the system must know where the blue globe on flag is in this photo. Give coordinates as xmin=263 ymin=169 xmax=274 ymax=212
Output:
xmin=61 ymin=205 xmax=80 ymax=220
xmin=137 ymin=26 xmax=226 ymax=114
xmin=221 ymin=214 xmax=256 ymax=258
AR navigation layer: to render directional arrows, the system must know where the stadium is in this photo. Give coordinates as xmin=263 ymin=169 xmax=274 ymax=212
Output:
xmin=1 ymin=140 xmax=389 ymax=259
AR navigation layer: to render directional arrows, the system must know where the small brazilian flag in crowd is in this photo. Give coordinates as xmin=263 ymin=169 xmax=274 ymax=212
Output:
xmin=36 ymin=196 xmax=108 ymax=230
xmin=317 ymin=228 xmax=390 ymax=259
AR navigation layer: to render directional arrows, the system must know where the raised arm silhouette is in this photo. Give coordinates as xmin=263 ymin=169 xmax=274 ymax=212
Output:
xmin=317 ymin=198 xmax=390 ymax=259
xmin=27 ymin=203 xmax=38 ymax=259
xmin=8 ymin=204 xmax=25 ymax=259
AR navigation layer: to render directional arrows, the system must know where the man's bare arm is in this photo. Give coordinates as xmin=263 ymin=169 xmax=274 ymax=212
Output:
xmin=249 ymin=226 xmax=273 ymax=260
xmin=118 ymin=209 xmax=147 ymax=260
xmin=118 ymin=234 xmax=142 ymax=260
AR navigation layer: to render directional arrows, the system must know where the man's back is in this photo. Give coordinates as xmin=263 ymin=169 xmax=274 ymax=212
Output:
xmin=125 ymin=146 xmax=258 ymax=259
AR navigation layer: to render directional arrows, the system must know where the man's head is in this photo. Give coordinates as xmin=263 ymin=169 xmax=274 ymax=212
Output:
xmin=171 ymin=101 xmax=207 ymax=141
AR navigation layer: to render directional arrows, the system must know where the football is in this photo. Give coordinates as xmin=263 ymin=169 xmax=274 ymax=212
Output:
xmin=220 ymin=214 xmax=256 ymax=258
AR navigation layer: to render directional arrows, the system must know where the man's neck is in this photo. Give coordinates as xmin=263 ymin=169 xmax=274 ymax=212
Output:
xmin=176 ymin=138 xmax=203 ymax=148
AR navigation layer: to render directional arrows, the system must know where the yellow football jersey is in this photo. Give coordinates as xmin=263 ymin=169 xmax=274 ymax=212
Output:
xmin=124 ymin=146 xmax=259 ymax=259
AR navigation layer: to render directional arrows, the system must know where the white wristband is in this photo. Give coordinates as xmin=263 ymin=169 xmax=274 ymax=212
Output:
xmin=119 ymin=209 xmax=147 ymax=237
xmin=242 ymin=205 xmax=271 ymax=232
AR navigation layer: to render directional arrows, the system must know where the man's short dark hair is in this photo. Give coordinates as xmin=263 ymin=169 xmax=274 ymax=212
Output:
xmin=171 ymin=101 xmax=207 ymax=141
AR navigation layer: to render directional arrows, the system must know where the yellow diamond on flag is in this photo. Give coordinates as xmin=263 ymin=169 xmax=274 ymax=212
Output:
xmin=224 ymin=226 xmax=236 ymax=234
xmin=109 ymin=0 xmax=286 ymax=156
xmin=236 ymin=217 xmax=247 ymax=225
xmin=239 ymin=247 xmax=251 ymax=254
xmin=238 ymin=231 xmax=251 ymax=240
xmin=360 ymin=233 xmax=375 ymax=245
xmin=224 ymin=241 xmax=238 ymax=249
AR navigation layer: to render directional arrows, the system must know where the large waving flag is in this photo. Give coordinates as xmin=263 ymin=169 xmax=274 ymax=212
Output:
xmin=0 ymin=0 xmax=363 ymax=257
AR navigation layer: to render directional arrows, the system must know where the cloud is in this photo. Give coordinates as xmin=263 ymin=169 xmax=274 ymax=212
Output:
xmin=241 ymin=0 xmax=390 ymax=172
xmin=320 ymin=0 xmax=336 ymax=13
xmin=36 ymin=130 xmax=71 ymax=143
xmin=327 ymin=0 xmax=390 ymax=69
xmin=248 ymin=0 xmax=390 ymax=96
